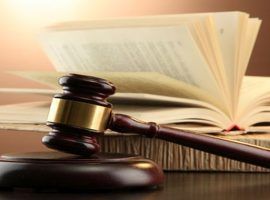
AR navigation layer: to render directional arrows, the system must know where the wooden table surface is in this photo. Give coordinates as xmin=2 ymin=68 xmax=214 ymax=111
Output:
xmin=0 ymin=172 xmax=269 ymax=200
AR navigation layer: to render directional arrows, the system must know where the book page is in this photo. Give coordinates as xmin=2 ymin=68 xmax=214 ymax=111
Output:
xmin=212 ymin=12 xmax=261 ymax=116
xmin=212 ymin=12 xmax=246 ymax=115
xmin=39 ymin=11 xmax=262 ymax=123
xmin=47 ymin=13 xmax=228 ymax=98
xmin=41 ymin=25 xmax=221 ymax=98
xmin=236 ymin=18 xmax=261 ymax=98
xmin=237 ymin=76 xmax=270 ymax=128
xmin=10 ymin=71 xmax=225 ymax=111
xmin=239 ymin=76 xmax=270 ymax=109
xmin=0 ymin=101 xmax=50 ymax=124
xmin=115 ymin=105 xmax=230 ymax=128
xmin=46 ymin=13 xmax=210 ymax=31
xmin=0 ymin=98 xmax=230 ymax=132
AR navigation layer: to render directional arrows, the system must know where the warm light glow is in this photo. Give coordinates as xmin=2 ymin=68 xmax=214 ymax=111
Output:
xmin=6 ymin=0 xmax=78 ymax=25
xmin=134 ymin=163 xmax=153 ymax=169
xmin=7 ymin=0 xmax=74 ymax=11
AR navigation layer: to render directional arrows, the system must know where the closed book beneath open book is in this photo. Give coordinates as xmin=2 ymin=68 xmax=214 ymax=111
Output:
xmin=1 ymin=11 xmax=270 ymax=171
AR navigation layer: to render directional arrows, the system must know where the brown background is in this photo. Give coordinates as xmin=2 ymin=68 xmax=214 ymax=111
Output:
xmin=0 ymin=0 xmax=270 ymax=153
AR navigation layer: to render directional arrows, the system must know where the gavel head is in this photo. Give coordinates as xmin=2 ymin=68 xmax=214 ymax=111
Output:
xmin=42 ymin=74 xmax=116 ymax=156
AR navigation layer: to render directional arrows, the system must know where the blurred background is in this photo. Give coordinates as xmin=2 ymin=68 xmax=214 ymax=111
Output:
xmin=1 ymin=0 xmax=270 ymax=103
xmin=0 ymin=0 xmax=270 ymax=153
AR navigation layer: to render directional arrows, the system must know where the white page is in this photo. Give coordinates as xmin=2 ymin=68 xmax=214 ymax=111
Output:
xmin=41 ymin=25 xmax=220 ymax=97
xmin=212 ymin=12 xmax=250 ymax=113
xmin=213 ymin=12 xmax=243 ymax=87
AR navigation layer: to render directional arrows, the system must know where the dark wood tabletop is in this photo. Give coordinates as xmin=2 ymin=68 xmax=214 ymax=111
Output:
xmin=0 ymin=172 xmax=269 ymax=200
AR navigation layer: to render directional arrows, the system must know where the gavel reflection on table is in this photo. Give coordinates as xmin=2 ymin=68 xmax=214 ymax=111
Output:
xmin=0 ymin=73 xmax=270 ymax=190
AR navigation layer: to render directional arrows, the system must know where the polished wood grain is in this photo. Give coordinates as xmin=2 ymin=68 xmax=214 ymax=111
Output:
xmin=43 ymin=74 xmax=116 ymax=155
xmin=0 ymin=151 xmax=164 ymax=190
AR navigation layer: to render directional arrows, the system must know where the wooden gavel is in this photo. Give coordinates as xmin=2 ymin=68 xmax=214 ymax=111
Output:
xmin=43 ymin=74 xmax=270 ymax=168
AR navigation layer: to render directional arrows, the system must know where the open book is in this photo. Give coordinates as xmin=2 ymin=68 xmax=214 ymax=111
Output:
xmin=3 ymin=11 xmax=270 ymax=134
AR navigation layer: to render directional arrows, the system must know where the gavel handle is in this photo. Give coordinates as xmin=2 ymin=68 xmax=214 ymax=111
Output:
xmin=110 ymin=113 xmax=270 ymax=169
